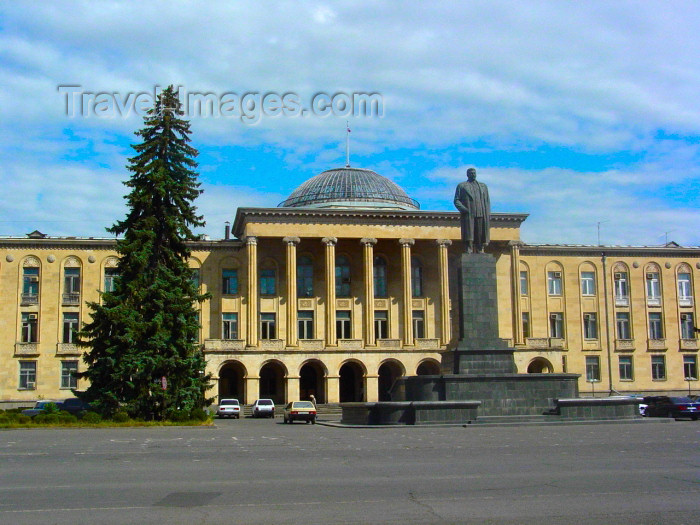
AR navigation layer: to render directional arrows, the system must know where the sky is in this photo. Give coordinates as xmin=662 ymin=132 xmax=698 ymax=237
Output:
xmin=1 ymin=1 xmax=699 ymax=246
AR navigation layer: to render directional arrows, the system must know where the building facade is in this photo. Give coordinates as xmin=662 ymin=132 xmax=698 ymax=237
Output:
xmin=1 ymin=167 xmax=698 ymax=405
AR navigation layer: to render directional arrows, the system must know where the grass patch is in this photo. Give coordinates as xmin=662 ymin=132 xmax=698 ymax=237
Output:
xmin=0 ymin=409 xmax=213 ymax=429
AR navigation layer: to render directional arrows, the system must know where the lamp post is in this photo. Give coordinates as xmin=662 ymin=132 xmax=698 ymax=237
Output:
xmin=587 ymin=378 xmax=600 ymax=398
xmin=685 ymin=376 xmax=696 ymax=397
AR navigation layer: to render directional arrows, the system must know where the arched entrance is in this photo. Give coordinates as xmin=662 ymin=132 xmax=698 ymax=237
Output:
xmin=339 ymin=361 xmax=365 ymax=402
xmin=300 ymin=360 xmax=327 ymax=403
xmin=218 ymin=361 xmax=246 ymax=402
xmin=378 ymin=360 xmax=405 ymax=401
xmin=527 ymin=358 xmax=553 ymax=374
xmin=259 ymin=361 xmax=287 ymax=404
xmin=416 ymin=359 xmax=441 ymax=375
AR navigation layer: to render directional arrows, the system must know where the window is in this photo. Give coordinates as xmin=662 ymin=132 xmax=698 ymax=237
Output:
xmin=413 ymin=310 xmax=425 ymax=339
xmin=583 ymin=313 xmax=598 ymax=340
xmin=190 ymin=268 xmax=200 ymax=290
xmin=681 ymin=313 xmax=695 ymax=339
xmin=104 ymin=267 xmax=119 ymax=293
xmin=61 ymin=360 xmax=78 ymax=389
xmin=648 ymin=312 xmax=663 ymax=340
xmin=547 ymin=271 xmax=562 ymax=296
xmin=684 ymin=355 xmax=698 ymax=380
xmin=580 ymin=271 xmax=596 ymax=296
xmin=646 ymin=271 xmax=661 ymax=304
xmin=411 ymin=257 xmax=423 ymax=297
xmin=21 ymin=312 xmax=38 ymax=343
xmin=260 ymin=313 xmax=276 ymax=339
xmin=619 ymin=356 xmax=634 ymax=381
xmin=297 ymin=256 xmax=314 ymax=298
xmin=678 ymin=272 xmax=693 ymax=305
xmin=22 ymin=267 xmax=39 ymax=304
xmin=222 ymin=313 xmax=238 ymax=340
xmin=585 ymin=356 xmax=600 ymax=382
xmin=651 ymin=355 xmax=666 ymax=380
xmin=549 ymin=312 xmax=564 ymax=338
xmin=64 ymin=267 xmax=81 ymax=304
xmin=19 ymin=361 xmax=36 ymax=389
xmin=374 ymin=310 xmax=388 ymax=339
xmin=298 ymin=310 xmax=314 ymax=339
xmin=62 ymin=312 xmax=79 ymax=343
xmin=335 ymin=256 xmax=351 ymax=297
xmin=260 ymin=268 xmax=276 ymax=295
xmin=373 ymin=256 xmax=388 ymax=298
xmin=222 ymin=269 xmax=238 ymax=295
xmin=336 ymin=310 xmax=351 ymax=339
xmin=522 ymin=312 xmax=530 ymax=338
xmin=614 ymin=272 xmax=629 ymax=306
xmin=519 ymin=271 xmax=528 ymax=296
xmin=616 ymin=312 xmax=631 ymax=340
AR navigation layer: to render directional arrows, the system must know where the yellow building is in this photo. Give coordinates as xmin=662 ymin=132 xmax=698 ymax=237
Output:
xmin=1 ymin=166 xmax=698 ymax=406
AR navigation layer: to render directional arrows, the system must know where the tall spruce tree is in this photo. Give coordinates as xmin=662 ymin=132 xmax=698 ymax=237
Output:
xmin=78 ymin=86 xmax=211 ymax=419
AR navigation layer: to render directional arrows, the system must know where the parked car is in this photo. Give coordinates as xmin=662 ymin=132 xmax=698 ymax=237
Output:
xmin=283 ymin=401 xmax=317 ymax=424
xmin=21 ymin=400 xmax=61 ymax=417
xmin=60 ymin=397 xmax=93 ymax=416
xmin=644 ymin=396 xmax=700 ymax=420
xmin=216 ymin=399 xmax=241 ymax=419
xmin=251 ymin=399 xmax=275 ymax=418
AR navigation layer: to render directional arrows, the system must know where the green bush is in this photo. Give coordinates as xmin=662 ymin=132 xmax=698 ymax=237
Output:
xmin=17 ymin=415 xmax=31 ymax=424
xmin=81 ymin=412 xmax=102 ymax=423
xmin=34 ymin=413 xmax=60 ymax=424
xmin=0 ymin=416 xmax=10 ymax=426
xmin=42 ymin=403 xmax=61 ymax=415
xmin=112 ymin=411 xmax=129 ymax=423
xmin=166 ymin=409 xmax=190 ymax=422
xmin=190 ymin=408 xmax=208 ymax=421
xmin=57 ymin=414 xmax=78 ymax=424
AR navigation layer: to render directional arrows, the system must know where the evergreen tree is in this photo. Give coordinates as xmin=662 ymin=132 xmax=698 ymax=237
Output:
xmin=78 ymin=85 xmax=211 ymax=419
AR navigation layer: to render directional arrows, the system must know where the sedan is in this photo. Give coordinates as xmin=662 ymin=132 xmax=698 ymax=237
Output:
xmin=216 ymin=399 xmax=241 ymax=419
xmin=644 ymin=396 xmax=700 ymax=420
xmin=283 ymin=401 xmax=317 ymax=424
xmin=21 ymin=400 xmax=61 ymax=417
xmin=251 ymin=399 xmax=275 ymax=418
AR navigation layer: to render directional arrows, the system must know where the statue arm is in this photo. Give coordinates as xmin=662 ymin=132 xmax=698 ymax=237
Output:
xmin=454 ymin=185 xmax=468 ymax=213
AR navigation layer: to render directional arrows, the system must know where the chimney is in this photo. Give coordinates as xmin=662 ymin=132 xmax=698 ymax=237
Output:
xmin=224 ymin=221 xmax=230 ymax=240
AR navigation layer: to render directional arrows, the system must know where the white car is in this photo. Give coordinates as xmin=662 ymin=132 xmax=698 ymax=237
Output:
xmin=251 ymin=399 xmax=275 ymax=418
xmin=216 ymin=399 xmax=241 ymax=419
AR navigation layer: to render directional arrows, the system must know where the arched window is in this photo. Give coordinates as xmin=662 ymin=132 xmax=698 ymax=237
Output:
xmin=373 ymin=256 xmax=388 ymax=297
xmin=297 ymin=256 xmax=314 ymax=298
xmin=411 ymin=257 xmax=423 ymax=297
xmin=335 ymin=255 xmax=351 ymax=297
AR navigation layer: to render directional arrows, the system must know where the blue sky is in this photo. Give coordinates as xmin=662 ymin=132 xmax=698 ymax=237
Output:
xmin=1 ymin=1 xmax=700 ymax=246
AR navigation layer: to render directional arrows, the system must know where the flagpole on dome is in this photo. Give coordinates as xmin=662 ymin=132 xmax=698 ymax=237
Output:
xmin=345 ymin=121 xmax=351 ymax=167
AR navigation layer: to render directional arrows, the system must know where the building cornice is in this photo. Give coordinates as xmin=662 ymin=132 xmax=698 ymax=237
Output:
xmin=0 ymin=237 xmax=243 ymax=251
xmin=520 ymin=243 xmax=700 ymax=258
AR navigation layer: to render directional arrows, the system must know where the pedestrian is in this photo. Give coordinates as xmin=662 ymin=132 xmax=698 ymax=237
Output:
xmin=309 ymin=394 xmax=316 ymax=408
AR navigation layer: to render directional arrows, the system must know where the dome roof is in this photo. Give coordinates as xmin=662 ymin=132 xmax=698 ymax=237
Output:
xmin=278 ymin=167 xmax=419 ymax=210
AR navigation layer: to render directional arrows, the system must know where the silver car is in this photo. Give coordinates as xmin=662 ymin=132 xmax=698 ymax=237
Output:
xmin=251 ymin=399 xmax=275 ymax=418
xmin=216 ymin=399 xmax=241 ymax=419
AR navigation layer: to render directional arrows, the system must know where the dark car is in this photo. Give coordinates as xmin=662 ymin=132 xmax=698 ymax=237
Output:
xmin=644 ymin=396 xmax=700 ymax=420
xmin=59 ymin=397 xmax=93 ymax=415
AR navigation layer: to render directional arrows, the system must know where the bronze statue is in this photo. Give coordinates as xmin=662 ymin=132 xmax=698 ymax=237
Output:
xmin=454 ymin=167 xmax=490 ymax=253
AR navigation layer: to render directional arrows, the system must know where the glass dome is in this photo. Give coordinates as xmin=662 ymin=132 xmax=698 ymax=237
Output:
xmin=278 ymin=167 xmax=419 ymax=210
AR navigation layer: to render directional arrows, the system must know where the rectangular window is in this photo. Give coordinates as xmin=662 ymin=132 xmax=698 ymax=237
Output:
xmin=222 ymin=313 xmax=238 ymax=340
xmin=63 ymin=267 xmax=81 ymax=304
xmin=522 ymin=312 xmax=530 ymax=338
xmin=614 ymin=272 xmax=629 ymax=306
xmin=547 ymin=271 xmax=562 ymax=296
xmin=411 ymin=265 xmax=423 ymax=298
xmin=585 ymin=356 xmax=600 ymax=382
xmin=616 ymin=312 xmax=631 ymax=340
xmin=190 ymin=268 xmax=200 ymax=290
xmin=646 ymin=272 xmax=661 ymax=305
xmin=222 ymin=269 xmax=238 ymax=295
xmin=651 ymin=355 xmax=666 ymax=380
xmin=336 ymin=310 xmax=351 ymax=339
xmin=260 ymin=312 xmax=276 ymax=340
xmin=648 ymin=312 xmax=663 ymax=340
xmin=519 ymin=271 xmax=528 ymax=296
xmin=681 ymin=313 xmax=695 ymax=339
xmin=583 ymin=313 xmax=598 ymax=340
xmin=61 ymin=360 xmax=78 ymax=389
xmin=580 ymin=271 xmax=596 ymax=296
xmin=298 ymin=310 xmax=314 ymax=340
xmin=22 ymin=267 xmax=39 ymax=304
xmin=374 ymin=310 xmax=388 ymax=339
xmin=21 ymin=312 xmax=38 ymax=343
xmin=684 ymin=355 xmax=698 ymax=380
xmin=260 ymin=269 xmax=276 ymax=295
xmin=104 ymin=267 xmax=119 ymax=293
xmin=549 ymin=312 xmax=564 ymax=339
xmin=19 ymin=361 xmax=37 ymax=389
xmin=413 ymin=310 xmax=425 ymax=339
xmin=62 ymin=312 xmax=79 ymax=344
xmin=618 ymin=356 xmax=634 ymax=381
xmin=678 ymin=273 xmax=693 ymax=305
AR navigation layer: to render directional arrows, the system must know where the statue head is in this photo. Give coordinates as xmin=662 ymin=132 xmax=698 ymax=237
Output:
xmin=467 ymin=167 xmax=477 ymax=181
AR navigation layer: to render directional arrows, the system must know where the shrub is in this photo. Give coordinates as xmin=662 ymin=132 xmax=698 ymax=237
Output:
xmin=166 ymin=409 xmax=190 ymax=422
xmin=112 ymin=411 xmax=129 ymax=423
xmin=17 ymin=415 xmax=31 ymax=425
xmin=42 ymin=403 xmax=61 ymax=415
xmin=190 ymin=408 xmax=208 ymax=422
xmin=57 ymin=414 xmax=78 ymax=424
xmin=0 ymin=416 xmax=10 ymax=426
xmin=81 ymin=412 xmax=102 ymax=424
xmin=34 ymin=413 xmax=60 ymax=424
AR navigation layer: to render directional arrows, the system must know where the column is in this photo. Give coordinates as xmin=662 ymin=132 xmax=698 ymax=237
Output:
xmin=286 ymin=375 xmax=300 ymax=402
xmin=509 ymin=241 xmax=524 ymax=345
xmin=245 ymin=376 xmax=259 ymax=405
xmin=322 ymin=237 xmax=338 ymax=346
xmin=361 ymin=238 xmax=377 ymax=346
xmin=399 ymin=238 xmax=415 ymax=346
xmin=284 ymin=236 xmax=300 ymax=347
xmin=246 ymin=236 xmax=258 ymax=348
xmin=365 ymin=374 xmax=379 ymax=402
xmin=436 ymin=239 xmax=452 ymax=346
xmin=326 ymin=374 xmax=340 ymax=403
